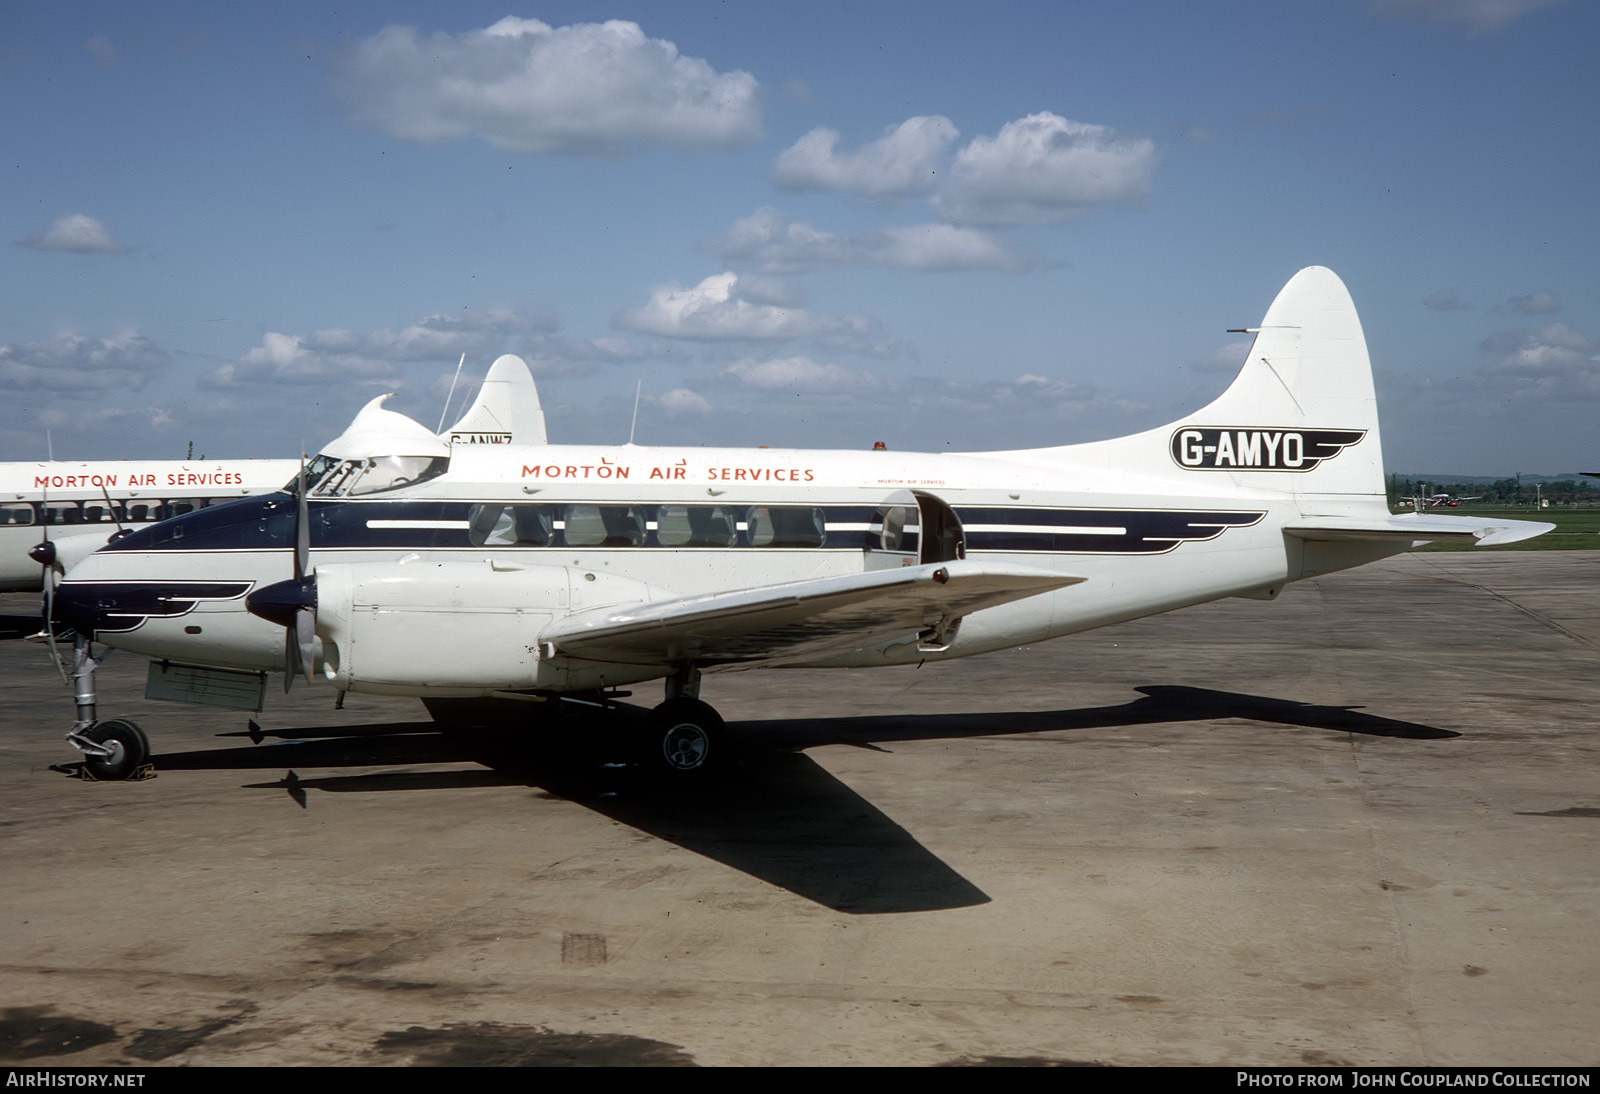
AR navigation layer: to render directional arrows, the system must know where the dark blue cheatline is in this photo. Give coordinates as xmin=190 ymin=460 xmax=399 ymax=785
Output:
xmin=955 ymin=507 xmax=1265 ymax=555
xmin=97 ymin=493 xmax=1263 ymax=558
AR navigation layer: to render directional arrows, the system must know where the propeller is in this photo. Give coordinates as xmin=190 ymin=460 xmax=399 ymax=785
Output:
xmin=29 ymin=537 xmax=70 ymax=685
xmin=28 ymin=475 xmax=71 ymax=684
xmin=245 ymin=455 xmax=317 ymax=691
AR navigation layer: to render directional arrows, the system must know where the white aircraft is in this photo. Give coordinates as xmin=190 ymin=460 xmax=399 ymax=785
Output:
xmin=46 ymin=269 xmax=1552 ymax=780
xmin=1 ymin=458 xmax=300 ymax=593
xmin=1398 ymin=492 xmax=1484 ymax=510
xmin=5 ymin=354 xmax=546 ymax=594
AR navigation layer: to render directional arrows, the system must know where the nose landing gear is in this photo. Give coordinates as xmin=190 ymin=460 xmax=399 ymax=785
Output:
xmin=61 ymin=635 xmax=151 ymax=781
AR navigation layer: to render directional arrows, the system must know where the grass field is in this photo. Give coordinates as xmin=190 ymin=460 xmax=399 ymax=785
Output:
xmin=1392 ymin=506 xmax=1600 ymax=551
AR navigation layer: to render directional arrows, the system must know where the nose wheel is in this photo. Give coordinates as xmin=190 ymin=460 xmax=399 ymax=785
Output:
xmin=74 ymin=719 xmax=151 ymax=781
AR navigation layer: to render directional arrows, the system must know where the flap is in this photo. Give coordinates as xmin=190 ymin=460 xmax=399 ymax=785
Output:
xmin=541 ymin=560 xmax=1083 ymax=667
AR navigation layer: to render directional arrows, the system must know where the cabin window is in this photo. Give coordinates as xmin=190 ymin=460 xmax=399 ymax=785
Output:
xmin=563 ymin=504 xmax=646 ymax=548
xmin=655 ymin=504 xmax=738 ymax=548
xmin=869 ymin=505 xmax=919 ymax=552
xmin=511 ymin=505 xmax=554 ymax=547
xmin=746 ymin=506 xmax=826 ymax=548
xmin=0 ymin=503 xmax=34 ymax=526
xmin=42 ymin=502 xmax=82 ymax=525
xmin=468 ymin=504 xmax=555 ymax=547
xmin=80 ymin=502 xmax=126 ymax=524
xmin=458 ymin=501 xmax=843 ymax=551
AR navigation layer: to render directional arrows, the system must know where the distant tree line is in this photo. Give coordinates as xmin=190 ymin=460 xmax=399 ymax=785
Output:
xmin=1386 ymin=475 xmax=1600 ymax=506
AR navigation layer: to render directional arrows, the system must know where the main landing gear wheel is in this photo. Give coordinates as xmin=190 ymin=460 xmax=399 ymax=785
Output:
xmin=645 ymin=698 xmax=724 ymax=778
xmin=80 ymin=719 xmax=150 ymax=781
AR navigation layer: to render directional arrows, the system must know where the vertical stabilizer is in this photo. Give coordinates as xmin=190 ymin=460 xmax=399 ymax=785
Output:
xmin=442 ymin=354 xmax=547 ymax=447
xmin=1170 ymin=266 xmax=1384 ymax=502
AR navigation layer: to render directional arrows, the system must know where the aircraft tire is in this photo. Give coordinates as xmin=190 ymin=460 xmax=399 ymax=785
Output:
xmin=81 ymin=719 xmax=151 ymax=781
xmin=645 ymin=698 xmax=723 ymax=778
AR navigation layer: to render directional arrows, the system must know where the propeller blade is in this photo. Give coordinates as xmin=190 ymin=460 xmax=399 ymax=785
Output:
xmin=40 ymin=560 xmax=69 ymax=685
xmin=252 ymin=453 xmax=318 ymax=690
xmin=295 ymin=605 xmax=316 ymax=685
xmin=35 ymin=477 xmax=70 ymax=685
xmin=282 ymin=627 xmax=300 ymax=693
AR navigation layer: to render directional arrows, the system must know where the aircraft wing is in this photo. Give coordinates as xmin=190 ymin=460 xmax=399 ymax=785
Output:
xmin=541 ymin=560 xmax=1082 ymax=668
xmin=1285 ymin=513 xmax=1554 ymax=547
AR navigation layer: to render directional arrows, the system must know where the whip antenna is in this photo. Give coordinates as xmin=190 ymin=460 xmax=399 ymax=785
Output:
xmin=628 ymin=380 xmax=643 ymax=445
xmin=437 ymin=353 xmax=467 ymax=433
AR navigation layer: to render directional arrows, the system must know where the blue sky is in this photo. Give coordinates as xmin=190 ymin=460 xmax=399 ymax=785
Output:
xmin=3 ymin=0 xmax=1594 ymax=475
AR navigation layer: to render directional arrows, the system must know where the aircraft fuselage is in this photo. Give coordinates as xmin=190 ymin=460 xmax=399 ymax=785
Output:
xmin=53 ymin=439 xmax=1386 ymax=696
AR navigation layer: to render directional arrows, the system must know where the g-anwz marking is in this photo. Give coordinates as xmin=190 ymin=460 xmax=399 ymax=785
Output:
xmin=1171 ymin=427 xmax=1366 ymax=472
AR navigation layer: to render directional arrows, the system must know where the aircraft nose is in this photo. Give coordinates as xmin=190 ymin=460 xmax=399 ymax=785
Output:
xmin=49 ymin=579 xmax=254 ymax=639
xmin=51 ymin=582 xmax=111 ymax=636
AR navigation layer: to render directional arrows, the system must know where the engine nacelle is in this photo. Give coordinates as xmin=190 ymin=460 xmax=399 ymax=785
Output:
xmin=313 ymin=559 xmax=672 ymax=696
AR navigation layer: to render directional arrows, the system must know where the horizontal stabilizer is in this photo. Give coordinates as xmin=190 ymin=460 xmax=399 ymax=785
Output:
xmin=1286 ymin=514 xmax=1555 ymax=548
xmin=543 ymin=561 xmax=1082 ymax=667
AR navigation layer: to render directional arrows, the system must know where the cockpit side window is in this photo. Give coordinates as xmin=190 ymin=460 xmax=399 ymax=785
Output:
xmin=304 ymin=455 xmax=449 ymax=498
xmin=309 ymin=460 xmax=364 ymax=498
xmin=290 ymin=455 xmax=340 ymax=495
xmin=349 ymin=455 xmax=449 ymax=496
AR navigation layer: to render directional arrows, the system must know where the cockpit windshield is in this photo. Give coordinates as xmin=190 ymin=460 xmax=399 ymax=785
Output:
xmin=285 ymin=454 xmax=449 ymax=498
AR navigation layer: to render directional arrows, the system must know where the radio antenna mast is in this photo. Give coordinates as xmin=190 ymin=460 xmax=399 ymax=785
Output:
xmin=437 ymin=354 xmax=467 ymax=433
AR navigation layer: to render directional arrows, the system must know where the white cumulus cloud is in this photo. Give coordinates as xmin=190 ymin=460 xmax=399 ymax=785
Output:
xmin=932 ymin=112 xmax=1157 ymax=225
xmin=22 ymin=214 xmax=124 ymax=254
xmin=0 ymin=333 xmax=164 ymax=391
xmin=709 ymin=207 xmax=1038 ymax=273
xmin=206 ymin=309 xmax=644 ymax=388
xmin=615 ymin=272 xmax=889 ymax=353
xmin=721 ymin=355 xmax=884 ymax=393
xmin=765 ymin=111 xmax=1157 ymax=231
xmin=1481 ymin=323 xmax=1600 ymax=400
xmin=207 ymin=331 xmax=398 ymax=387
xmin=657 ymin=388 xmax=713 ymax=415
xmin=772 ymin=115 xmax=959 ymax=197
xmin=338 ymin=17 xmax=761 ymax=155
